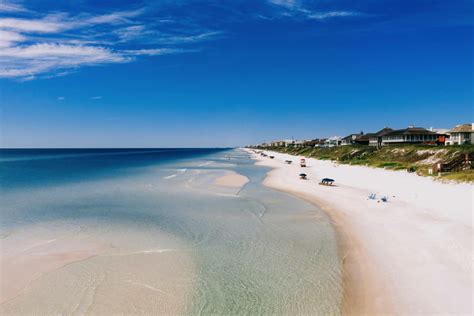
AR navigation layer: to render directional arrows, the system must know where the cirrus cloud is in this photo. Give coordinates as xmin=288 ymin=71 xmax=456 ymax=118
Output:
xmin=0 ymin=0 xmax=28 ymax=13
xmin=0 ymin=4 xmax=213 ymax=80
xmin=0 ymin=1 xmax=367 ymax=80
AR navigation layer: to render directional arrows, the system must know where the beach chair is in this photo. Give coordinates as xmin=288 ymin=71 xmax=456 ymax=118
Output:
xmin=300 ymin=158 xmax=306 ymax=167
xmin=299 ymin=173 xmax=307 ymax=180
xmin=320 ymin=178 xmax=335 ymax=186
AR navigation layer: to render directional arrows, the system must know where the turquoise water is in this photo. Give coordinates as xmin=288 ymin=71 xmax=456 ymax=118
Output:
xmin=0 ymin=148 xmax=342 ymax=314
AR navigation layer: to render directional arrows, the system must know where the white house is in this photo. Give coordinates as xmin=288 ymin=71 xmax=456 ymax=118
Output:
xmin=446 ymin=123 xmax=474 ymax=145
xmin=381 ymin=126 xmax=440 ymax=145
xmin=324 ymin=136 xmax=342 ymax=147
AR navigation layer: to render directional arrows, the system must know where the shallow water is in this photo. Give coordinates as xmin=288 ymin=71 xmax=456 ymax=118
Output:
xmin=0 ymin=148 xmax=342 ymax=314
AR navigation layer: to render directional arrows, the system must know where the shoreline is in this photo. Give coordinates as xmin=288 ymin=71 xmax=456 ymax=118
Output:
xmin=245 ymin=148 xmax=472 ymax=315
xmin=256 ymin=157 xmax=390 ymax=314
xmin=261 ymin=181 xmax=390 ymax=314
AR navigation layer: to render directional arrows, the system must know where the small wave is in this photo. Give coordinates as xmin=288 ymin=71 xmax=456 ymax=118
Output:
xmin=137 ymin=248 xmax=175 ymax=254
xmin=214 ymin=192 xmax=241 ymax=198
xmin=127 ymin=280 xmax=166 ymax=294
xmin=21 ymin=239 xmax=57 ymax=252
xmin=105 ymin=248 xmax=175 ymax=257
xmin=198 ymin=161 xmax=212 ymax=167
xmin=163 ymin=168 xmax=187 ymax=179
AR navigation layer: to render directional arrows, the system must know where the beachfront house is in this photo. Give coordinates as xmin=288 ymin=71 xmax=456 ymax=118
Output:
xmin=313 ymin=139 xmax=328 ymax=147
xmin=369 ymin=127 xmax=394 ymax=147
xmin=429 ymin=127 xmax=450 ymax=145
xmin=446 ymin=123 xmax=474 ymax=145
xmin=283 ymin=139 xmax=295 ymax=147
xmin=270 ymin=140 xmax=284 ymax=147
xmin=293 ymin=140 xmax=310 ymax=148
xmin=268 ymin=139 xmax=296 ymax=147
xmin=300 ymin=139 xmax=322 ymax=147
xmin=341 ymin=132 xmax=371 ymax=146
xmin=324 ymin=136 xmax=342 ymax=147
xmin=355 ymin=133 xmax=371 ymax=145
xmin=341 ymin=133 xmax=362 ymax=146
xmin=381 ymin=126 xmax=441 ymax=145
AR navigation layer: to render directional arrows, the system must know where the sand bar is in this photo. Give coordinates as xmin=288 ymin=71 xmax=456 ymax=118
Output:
xmin=214 ymin=172 xmax=249 ymax=188
xmin=246 ymin=148 xmax=472 ymax=315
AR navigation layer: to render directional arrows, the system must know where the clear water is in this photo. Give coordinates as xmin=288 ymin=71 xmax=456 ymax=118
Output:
xmin=0 ymin=148 xmax=343 ymax=314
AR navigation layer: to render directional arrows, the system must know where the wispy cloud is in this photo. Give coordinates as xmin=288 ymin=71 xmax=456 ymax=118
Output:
xmin=91 ymin=96 xmax=102 ymax=100
xmin=0 ymin=43 xmax=127 ymax=78
xmin=122 ymin=48 xmax=191 ymax=56
xmin=0 ymin=0 xmax=28 ymax=13
xmin=308 ymin=11 xmax=361 ymax=20
xmin=157 ymin=31 xmax=222 ymax=44
xmin=0 ymin=5 xmax=214 ymax=80
xmin=57 ymin=96 xmax=65 ymax=100
xmin=114 ymin=25 xmax=147 ymax=42
xmin=0 ymin=29 xmax=25 ymax=47
xmin=0 ymin=9 xmax=145 ymax=34
xmin=267 ymin=0 xmax=363 ymax=21
xmin=268 ymin=0 xmax=298 ymax=9
xmin=0 ymin=16 xmax=65 ymax=33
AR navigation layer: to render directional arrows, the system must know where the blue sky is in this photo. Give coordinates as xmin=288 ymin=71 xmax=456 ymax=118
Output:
xmin=0 ymin=0 xmax=472 ymax=147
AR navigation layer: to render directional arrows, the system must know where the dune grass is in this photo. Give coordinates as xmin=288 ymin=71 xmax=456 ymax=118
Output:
xmin=439 ymin=170 xmax=474 ymax=183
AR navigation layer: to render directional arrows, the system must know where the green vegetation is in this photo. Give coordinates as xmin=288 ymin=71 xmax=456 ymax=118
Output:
xmin=439 ymin=169 xmax=474 ymax=182
xmin=257 ymin=144 xmax=474 ymax=182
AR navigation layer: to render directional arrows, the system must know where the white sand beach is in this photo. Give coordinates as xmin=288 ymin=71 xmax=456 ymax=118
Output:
xmin=246 ymin=149 xmax=473 ymax=315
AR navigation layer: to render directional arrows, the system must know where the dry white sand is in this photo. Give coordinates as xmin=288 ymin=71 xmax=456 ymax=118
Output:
xmin=246 ymin=149 xmax=473 ymax=315
xmin=214 ymin=172 xmax=249 ymax=188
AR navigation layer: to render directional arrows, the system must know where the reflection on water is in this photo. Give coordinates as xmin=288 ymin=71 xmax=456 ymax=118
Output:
xmin=0 ymin=149 xmax=342 ymax=314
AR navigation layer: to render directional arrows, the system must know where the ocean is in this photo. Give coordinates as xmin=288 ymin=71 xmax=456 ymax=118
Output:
xmin=0 ymin=148 xmax=342 ymax=314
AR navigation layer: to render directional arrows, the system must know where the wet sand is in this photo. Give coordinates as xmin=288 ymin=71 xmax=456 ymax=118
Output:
xmin=0 ymin=222 xmax=195 ymax=314
xmin=214 ymin=172 xmax=249 ymax=188
xmin=1 ymin=224 xmax=105 ymax=303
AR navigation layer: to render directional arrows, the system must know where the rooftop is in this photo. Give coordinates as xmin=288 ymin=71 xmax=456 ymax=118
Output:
xmin=384 ymin=127 xmax=437 ymax=136
xmin=450 ymin=123 xmax=474 ymax=133
xmin=373 ymin=127 xmax=394 ymax=137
